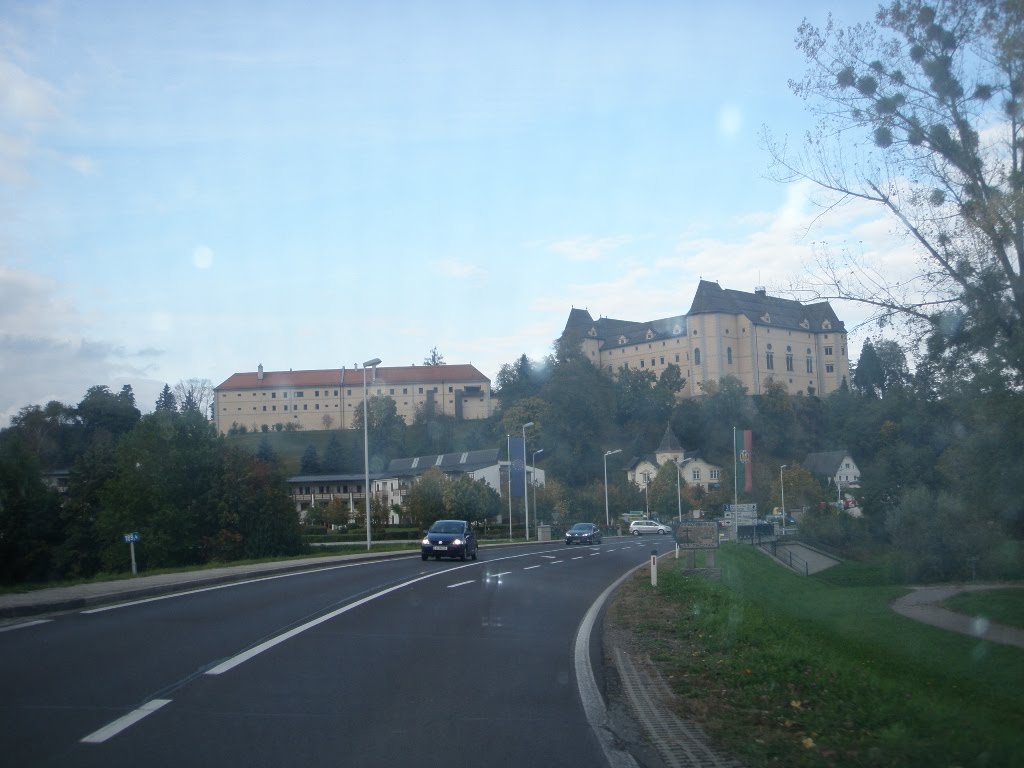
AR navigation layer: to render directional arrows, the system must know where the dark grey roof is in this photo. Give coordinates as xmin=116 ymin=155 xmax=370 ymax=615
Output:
xmin=657 ymin=424 xmax=683 ymax=454
xmin=287 ymin=473 xmax=377 ymax=483
xmin=803 ymin=451 xmax=852 ymax=477
xmin=387 ymin=448 xmax=501 ymax=477
xmin=687 ymin=280 xmax=845 ymax=333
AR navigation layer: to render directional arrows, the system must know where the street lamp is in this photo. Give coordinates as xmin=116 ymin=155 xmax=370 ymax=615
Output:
xmin=603 ymin=449 xmax=621 ymax=528
xmin=674 ymin=459 xmax=682 ymax=522
xmin=532 ymin=448 xmax=544 ymax=532
xmin=780 ymin=465 xmax=787 ymax=530
xmin=522 ymin=422 xmax=534 ymax=540
xmin=506 ymin=434 xmax=512 ymax=540
xmin=363 ymin=357 xmax=381 ymax=552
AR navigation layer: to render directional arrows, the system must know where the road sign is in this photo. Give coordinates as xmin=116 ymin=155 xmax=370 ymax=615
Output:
xmin=675 ymin=520 xmax=719 ymax=549
xmin=123 ymin=532 xmax=140 ymax=543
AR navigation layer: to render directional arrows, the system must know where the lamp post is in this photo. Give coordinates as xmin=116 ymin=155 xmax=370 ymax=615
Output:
xmin=506 ymin=434 xmax=512 ymax=540
xmin=603 ymin=449 xmax=621 ymax=528
xmin=780 ymin=465 xmax=787 ymax=530
xmin=675 ymin=459 xmax=682 ymax=522
xmin=532 ymin=448 xmax=544 ymax=533
xmin=522 ymin=422 xmax=534 ymax=540
xmin=362 ymin=357 xmax=381 ymax=551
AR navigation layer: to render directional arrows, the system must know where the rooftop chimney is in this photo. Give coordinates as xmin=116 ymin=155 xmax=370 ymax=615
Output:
xmin=754 ymin=286 xmax=767 ymax=297
xmin=257 ymin=363 xmax=264 ymax=381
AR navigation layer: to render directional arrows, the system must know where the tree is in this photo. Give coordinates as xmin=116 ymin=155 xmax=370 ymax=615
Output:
xmin=351 ymin=395 xmax=406 ymax=470
xmin=771 ymin=0 xmax=1024 ymax=385
xmin=322 ymin=432 xmax=347 ymax=473
xmin=154 ymin=384 xmax=178 ymax=413
xmin=423 ymin=347 xmax=446 ymax=366
xmin=174 ymin=378 xmax=215 ymax=418
xmin=647 ymin=462 xmax=690 ymax=521
xmin=443 ymin=473 xmax=501 ymax=525
xmin=300 ymin=444 xmax=321 ymax=474
xmin=406 ymin=467 xmax=447 ymax=530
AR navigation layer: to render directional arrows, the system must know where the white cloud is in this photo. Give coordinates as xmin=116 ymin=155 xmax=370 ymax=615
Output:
xmin=0 ymin=57 xmax=60 ymax=122
xmin=192 ymin=244 xmax=214 ymax=270
xmin=433 ymin=258 xmax=484 ymax=279
xmin=546 ymin=235 xmax=634 ymax=262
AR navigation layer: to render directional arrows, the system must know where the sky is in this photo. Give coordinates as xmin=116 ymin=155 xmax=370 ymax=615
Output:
xmin=0 ymin=0 xmax=912 ymax=424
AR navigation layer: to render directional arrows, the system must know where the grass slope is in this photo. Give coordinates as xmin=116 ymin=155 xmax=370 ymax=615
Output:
xmin=611 ymin=544 xmax=1023 ymax=767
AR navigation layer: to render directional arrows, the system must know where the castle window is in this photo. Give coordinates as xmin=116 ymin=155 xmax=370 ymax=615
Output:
xmin=727 ymin=347 xmax=733 ymax=365
xmin=825 ymin=346 xmax=833 ymax=356
xmin=694 ymin=349 xmax=701 ymax=365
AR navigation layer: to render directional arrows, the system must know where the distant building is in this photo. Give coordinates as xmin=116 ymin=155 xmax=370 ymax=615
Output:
xmin=803 ymin=450 xmax=861 ymax=487
xmin=214 ymin=363 xmax=492 ymax=435
xmin=562 ymin=280 xmax=850 ymax=397
xmin=287 ymin=448 xmax=543 ymax=524
xmin=626 ymin=424 xmax=723 ymax=494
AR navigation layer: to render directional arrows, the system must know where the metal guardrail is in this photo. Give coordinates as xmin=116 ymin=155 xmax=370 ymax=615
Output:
xmin=760 ymin=541 xmax=809 ymax=576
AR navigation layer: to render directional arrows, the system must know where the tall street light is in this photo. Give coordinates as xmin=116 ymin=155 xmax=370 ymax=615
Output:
xmin=778 ymin=462 xmax=786 ymax=528
xmin=603 ymin=449 xmax=621 ymax=528
xmin=674 ymin=459 xmax=683 ymax=522
xmin=522 ymin=422 xmax=534 ymax=540
xmin=532 ymin=448 xmax=544 ymax=532
xmin=506 ymin=435 xmax=512 ymax=540
xmin=363 ymin=357 xmax=381 ymax=552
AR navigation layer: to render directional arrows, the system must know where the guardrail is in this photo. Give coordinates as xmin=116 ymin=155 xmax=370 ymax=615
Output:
xmin=760 ymin=541 xmax=809 ymax=576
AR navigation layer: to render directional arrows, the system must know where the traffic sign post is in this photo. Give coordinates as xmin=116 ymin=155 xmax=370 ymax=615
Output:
xmin=123 ymin=532 xmax=140 ymax=575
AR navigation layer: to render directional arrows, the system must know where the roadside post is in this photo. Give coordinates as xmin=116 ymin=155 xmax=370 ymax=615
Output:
xmin=650 ymin=549 xmax=658 ymax=587
xmin=124 ymin=532 xmax=139 ymax=575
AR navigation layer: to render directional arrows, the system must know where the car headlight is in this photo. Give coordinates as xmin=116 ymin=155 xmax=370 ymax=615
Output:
xmin=421 ymin=537 xmax=430 ymax=546
xmin=452 ymin=538 xmax=464 ymax=546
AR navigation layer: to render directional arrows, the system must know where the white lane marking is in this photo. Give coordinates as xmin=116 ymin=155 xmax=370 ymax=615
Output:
xmin=572 ymin=557 xmax=584 ymax=560
xmin=549 ymin=560 xmax=564 ymax=564
xmin=81 ymin=699 xmax=172 ymax=744
xmin=206 ymin=570 xmax=445 ymax=675
xmin=541 ymin=555 xmax=557 ymax=559
xmin=447 ymin=580 xmax=475 ymax=589
xmin=82 ymin=559 xmax=403 ymax=614
xmin=590 ymin=553 xmax=601 ymax=556
xmin=489 ymin=572 xmax=512 ymax=578
xmin=524 ymin=565 xmax=542 ymax=570
xmin=0 ymin=619 xmax=52 ymax=633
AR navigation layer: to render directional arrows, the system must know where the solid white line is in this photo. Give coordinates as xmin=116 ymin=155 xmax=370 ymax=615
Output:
xmin=0 ymin=619 xmax=52 ymax=633
xmin=81 ymin=699 xmax=172 ymax=744
xmin=447 ymin=580 xmax=475 ymax=589
xmin=206 ymin=571 xmax=443 ymax=675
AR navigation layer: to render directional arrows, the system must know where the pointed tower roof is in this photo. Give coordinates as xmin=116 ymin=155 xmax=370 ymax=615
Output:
xmin=657 ymin=423 xmax=683 ymax=454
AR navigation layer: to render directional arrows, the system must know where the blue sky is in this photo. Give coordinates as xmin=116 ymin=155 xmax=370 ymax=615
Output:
xmin=1 ymin=0 xmax=899 ymax=422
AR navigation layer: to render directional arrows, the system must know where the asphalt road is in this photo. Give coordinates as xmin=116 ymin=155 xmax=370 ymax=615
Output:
xmin=0 ymin=537 xmax=677 ymax=767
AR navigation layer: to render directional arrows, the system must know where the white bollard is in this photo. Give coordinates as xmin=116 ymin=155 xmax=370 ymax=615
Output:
xmin=650 ymin=550 xmax=658 ymax=587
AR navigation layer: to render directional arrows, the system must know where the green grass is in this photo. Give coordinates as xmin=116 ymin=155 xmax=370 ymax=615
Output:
xmin=944 ymin=588 xmax=1024 ymax=629
xmin=612 ymin=544 xmax=1024 ymax=767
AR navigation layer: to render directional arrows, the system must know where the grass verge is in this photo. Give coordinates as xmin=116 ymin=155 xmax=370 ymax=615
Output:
xmin=944 ymin=588 xmax=1024 ymax=630
xmin=609 ymin=544 xmax=1023 ymax=767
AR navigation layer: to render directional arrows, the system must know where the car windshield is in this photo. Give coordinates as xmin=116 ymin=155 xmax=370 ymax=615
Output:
xmin=569 ymin=524 xmax=592 ymax=531
xmin=429 ymin=521 xmax=464 ymax=534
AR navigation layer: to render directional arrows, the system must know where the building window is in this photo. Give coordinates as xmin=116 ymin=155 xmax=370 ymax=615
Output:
xmin=694 ymin=348 xmax=701 ymax=365
xmin=675 ymin=354 xmax=680 ymax=363
xmin=727 ymin=347 xmax=733 ymax=365
xmin=272 ymin=392 xmax=277 ymax=399
xmin=448 ymin=387 xmax=453 ymax=393
xmin=314 ymin=390 xmax=320 ymax=397
xmin=710 ymin=469 xmax=720 ymax=480
xmin=389 ymin=388 xmax=395 ymax=395
xmin=295 ymin=391 xmax=303 ymax=397
xmin=806 ymin=350 xmax=814 ymax=373
xmin=640 ymin=359 xmax=645 ymax=367
xmin=826 ymin=364 xmax=835 ymax=373
xmin=272 ymin=405 xmax=276 ymax=411
xmin=403 ymin=388 xmax=408 ymax=395
xmin=262 ymin=405 xmax=267 ymax=411
xmin=284 ymin=405 xmax=288 ymax=411
xmin=786 ymin=346 xmax=794 ymax=371
xmin=691 ymin=468 xmax=702 ymax=481
xmin=283 ymin=392 xmax=288 ymax=398
xmin=766 ymin=344 xmax=774 ymax=370
xmin=825 ymin=346 xmax=833 ymax=356
xmin=333 ymin=389 xmax=339 ymax=396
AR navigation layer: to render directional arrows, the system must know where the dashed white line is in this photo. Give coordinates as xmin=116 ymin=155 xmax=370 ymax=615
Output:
xmin=81 ymin=699 xmax=172 ymax=744
xmin=524 ymin=565 xmax=542 ymax=570
xmin=572 ymin=556 xmax=584 ymax=560
xmin=447 ymin=580 xmax=475 ymax=589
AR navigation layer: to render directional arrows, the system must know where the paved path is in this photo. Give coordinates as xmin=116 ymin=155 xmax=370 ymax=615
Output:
xmin=891 ymin=583 xmax=1024 ymax=649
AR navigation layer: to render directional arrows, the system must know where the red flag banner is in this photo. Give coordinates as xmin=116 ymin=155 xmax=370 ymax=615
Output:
xmin=735 ymin=429 xmax=753 ymax=493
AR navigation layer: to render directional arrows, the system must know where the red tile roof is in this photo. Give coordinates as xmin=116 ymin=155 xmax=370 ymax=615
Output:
xmin=216 ymin=364 xmax=489 ymax=391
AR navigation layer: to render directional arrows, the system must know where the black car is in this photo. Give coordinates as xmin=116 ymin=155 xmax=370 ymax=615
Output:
xmin=421 ymin=519 xmax=478 ymax=561
xmin=565 ymin=522 xmax=602 ymax=545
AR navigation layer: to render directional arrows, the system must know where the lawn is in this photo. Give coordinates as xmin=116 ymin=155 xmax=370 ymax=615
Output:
xmin=609 ymin=544 xmax=1024 ymax=767
xmin=944 ymin=587 xmax=1024 ymax=630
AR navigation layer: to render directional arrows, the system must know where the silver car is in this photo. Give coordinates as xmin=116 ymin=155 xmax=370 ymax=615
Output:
xmin=629 ymin=519 xmax=671 ymax=535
